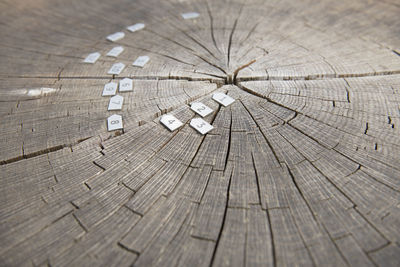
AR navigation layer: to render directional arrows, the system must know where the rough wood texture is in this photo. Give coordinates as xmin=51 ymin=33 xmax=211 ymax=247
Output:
xmin=1 ymin=0 xmax=399 ymax=266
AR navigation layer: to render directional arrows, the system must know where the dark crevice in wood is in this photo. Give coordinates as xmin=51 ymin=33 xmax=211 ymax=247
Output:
xmin=366 ymin=241 xmax=391 ymax=254
xmin=237 ymin=69 xmax=400 ymax=82
xmin=126 ymin=206 xmax=144 ymax=218
xmin=266 ymin=91 xmax=344 ymax=103
xmin=21 ymin=139 xmax=25 ymax=158
xmin=72 ymin=213 xmax=88 ymax=233
xmin=187 ymin=72 xmax=226 ymax=80
xmin=233 ymin=59 xmax=257 ymax=85
xmin=83 ymin=182 xmax=91 ymax=190
xmin=1 ymin=75 xmax=223 ymax=84
xmin=345 ymin=86 xmax=351 ymax=103
xmin=120 ymin=181 xmax=136 ymax=193
xmin=123 ymin=203 xmax=144 ymax=217
xmin=223 ymin=106 xmax=233 ymax=171
xmin=70 ymin=201 xmax=80 ymax=210
xmin=77 ymin=136 xmax=92 ymax=143
xmin=209 ymin=170 xmax=233 ymax=267
xmin=251 ymin=153 xmax=263 ymax=208
xmin=57 ymin=67 xmax=63 ymax=81
xmin=392 ymin=50 xmax=400 ymax=57
xmin=364 ymin=122 xmax=369 ymax=135
xmin=0 ymin=144 xmax=65 ymax=165
xmin=344 ymin=165 xmax=361 ymax=178
xmin=285 ymin=111 xmax=298 ymax=125
xmin=238 ymin=82 xmax=297 ymax=113
xmin=92 ymin=161 xmax=106 ymax=171
xmin=191 ymin=235 xmax=216 ymax=243
xmin=117 ymin=242 xmax=140 ymax=255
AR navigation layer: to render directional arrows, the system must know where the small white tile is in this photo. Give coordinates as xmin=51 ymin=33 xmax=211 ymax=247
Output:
xmin=212 ymin=92 xmax=235 ymax=107
xmin=181 ymin=12 xmax=200 ymax=19
xmin=108 ymin=95 xmax=124 ymax=110
xmin=102 ymin=82 xmax=118 ymax=96
xmin=108 ymin=63 xmax=125 ymax=75
xmin=160 ymin=114 xmax=183 ymax=131
xmin=190 ymin=118 xmax=213 ymax=135
xmin=106 ymin=32 xmax=125 ymax=42
xmin=107 ymin=114 xmax=123 ymax=131
xmin=190 ymin=102 xmax=213 ymax=117
xmin=119 ymin=78 xmax=133 ymax=92
xmin=132 ymin=56 xmax=149 ymax=67
xmin=127 ymin=23 xmax=145 ymax=32
xmin=106 ymin=46 xmax=124 ymax=57
xmin=83 ymin=52 xmax=100 ymax=63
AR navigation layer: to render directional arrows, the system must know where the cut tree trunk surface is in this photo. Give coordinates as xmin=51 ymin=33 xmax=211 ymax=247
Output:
xmin=0 ymin=0 xmax=399 ymax=266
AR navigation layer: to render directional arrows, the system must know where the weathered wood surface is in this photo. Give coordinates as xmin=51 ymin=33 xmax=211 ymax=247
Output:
xmin=0 ymin=0 xmax=399 ymax=266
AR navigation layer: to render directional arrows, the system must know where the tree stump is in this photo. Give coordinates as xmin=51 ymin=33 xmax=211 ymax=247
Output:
xmin=1 ymin=0 xmax=399 ymax=266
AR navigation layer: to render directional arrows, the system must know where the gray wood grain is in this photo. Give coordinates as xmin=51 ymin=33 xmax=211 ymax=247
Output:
xmin=0 ymin=0 xmax=399 ymax=266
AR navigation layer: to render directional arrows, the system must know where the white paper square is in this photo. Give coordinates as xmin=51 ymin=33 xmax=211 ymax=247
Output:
xmin=190 ymin=118 xmax=213 ymax=135
xmin=108 ymin=63 xmax=125 ymax=75
xmin=102 ymin=82 xmax=118 ymax=96
xmin=127 ymin=23 xmax=145 ymax=32
xmin=190 ymin=102 xmax=213 ymax=117
xmin=119 ymin=78 xmax=133 ymax=92
xmin=107 ymin=114 xmax=123 ymax=131
xmin=160 ymin=114 xmax=183 ymax=131
xmin=132 ymin=56 xmax=149 ymax=67
xmin=106 ymin=46 xmax=124 ymax=57
xmin=181 ymin=12 xmax=200 ymax=19
xmin=212 ymin=92 xmax=235 ymax=107
xmin=107 ymin=32 xmax=125 ymax=42
xmin=108 ymin=95 xmax=124 ymax=110
xmin=83 ymin=52 xmax=100 ymax=63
